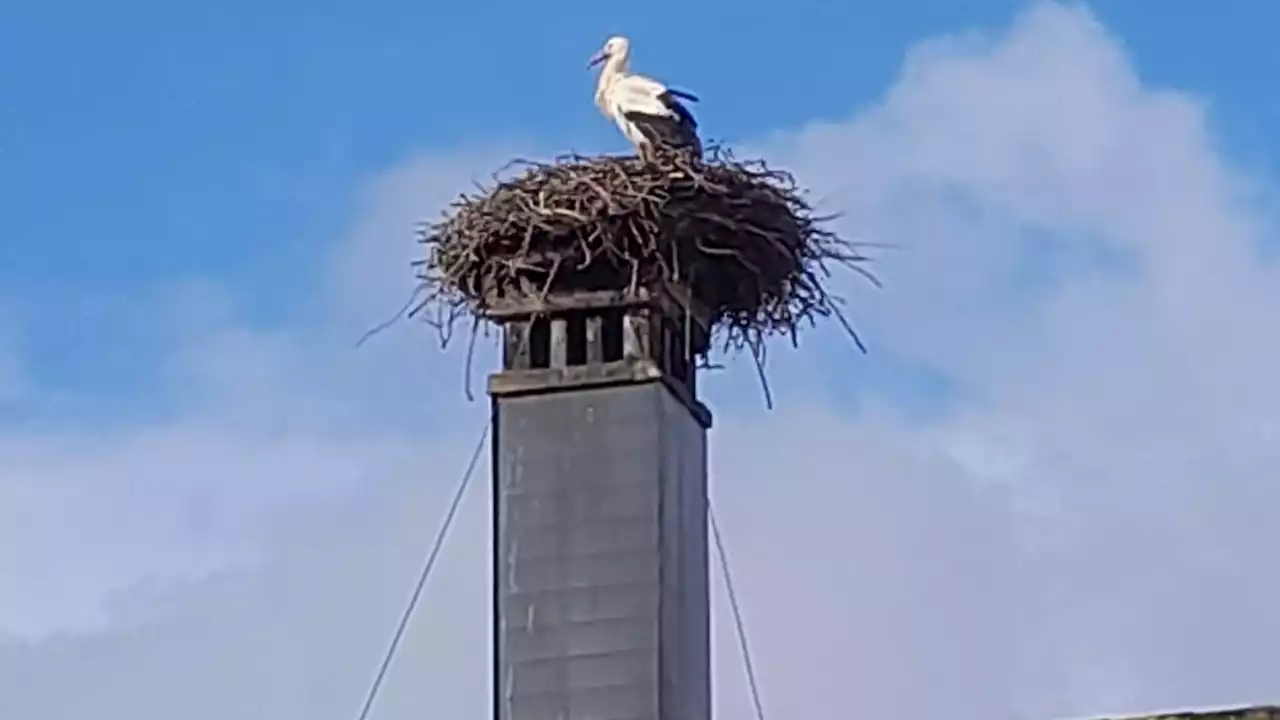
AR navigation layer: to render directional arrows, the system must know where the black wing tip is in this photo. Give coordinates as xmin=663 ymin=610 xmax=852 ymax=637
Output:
xmin=654 ymin=95 xmax=698 ymax=130
xmin=664 ymin=88 xmax=700 ymax=103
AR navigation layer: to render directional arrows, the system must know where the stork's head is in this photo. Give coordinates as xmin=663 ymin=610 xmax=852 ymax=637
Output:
xmin=588 ymin=36 xmax=630 ymax=69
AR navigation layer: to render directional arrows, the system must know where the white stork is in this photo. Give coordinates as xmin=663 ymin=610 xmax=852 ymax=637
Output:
xmin=589 ymin=36 xmax=702 ymax=162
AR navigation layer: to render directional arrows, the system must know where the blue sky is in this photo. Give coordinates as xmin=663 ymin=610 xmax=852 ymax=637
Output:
xmin=4 ymin=0 xmax=1280 ymax=417
xmin=4 ymin=3 xmax=1280 ymax=718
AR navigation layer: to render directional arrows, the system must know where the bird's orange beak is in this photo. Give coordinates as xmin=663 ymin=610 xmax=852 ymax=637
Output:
xmin=588 ymin=50 xmax=607 ymax=68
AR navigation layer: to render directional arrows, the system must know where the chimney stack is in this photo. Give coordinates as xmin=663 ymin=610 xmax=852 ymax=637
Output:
xmin=486 ymin=285 xmax=713 ymax=720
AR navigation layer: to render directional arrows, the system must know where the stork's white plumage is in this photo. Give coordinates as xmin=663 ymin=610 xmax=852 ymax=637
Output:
xmin=589 ymin=36 xmax=702 ymax=161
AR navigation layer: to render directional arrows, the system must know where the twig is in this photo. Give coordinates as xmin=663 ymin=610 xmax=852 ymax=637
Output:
xmin=355 ymin=284 xmax=425 ymax=348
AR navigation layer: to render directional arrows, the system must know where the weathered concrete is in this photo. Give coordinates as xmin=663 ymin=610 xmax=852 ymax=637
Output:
xmin=487 ymin=287 xmax=712 ymax=720
xmin=490 ymin=380 xmax=710 ymax=720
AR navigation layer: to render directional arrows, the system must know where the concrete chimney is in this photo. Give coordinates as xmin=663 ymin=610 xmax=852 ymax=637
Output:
xmin=486 ymin=286 xmax=712 ymax=720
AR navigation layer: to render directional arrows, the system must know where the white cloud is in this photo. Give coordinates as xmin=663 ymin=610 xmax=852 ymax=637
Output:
xmin=0 ymin=426 xmax=492 ymax=720
xmin=761 ymin=1 xmax=1280 ymax=714
xmin=2 ymin=2 xmax=1279 ymax=719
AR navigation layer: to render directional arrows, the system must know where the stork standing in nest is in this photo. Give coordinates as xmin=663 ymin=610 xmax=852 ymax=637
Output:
xmin=589 ymin=35 xmax=703 ymax=162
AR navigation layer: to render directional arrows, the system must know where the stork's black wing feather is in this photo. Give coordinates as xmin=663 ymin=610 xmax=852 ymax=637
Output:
xmin=666 ymin=88 xmax=700 ymax=103
xmin=657 ymin=90 xmax=698 ymax=131
xmin=623 ymin=110 xmax=703 ymax=157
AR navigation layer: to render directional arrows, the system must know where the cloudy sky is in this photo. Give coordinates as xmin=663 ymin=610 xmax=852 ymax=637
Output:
xmin=4 ymin=1 xmax=1280 ymax=718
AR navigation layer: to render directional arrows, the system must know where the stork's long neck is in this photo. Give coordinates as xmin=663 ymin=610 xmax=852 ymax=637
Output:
xmin=594 ymin=53 xmax=629 ymax=114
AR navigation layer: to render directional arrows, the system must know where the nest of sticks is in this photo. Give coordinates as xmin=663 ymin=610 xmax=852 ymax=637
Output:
xmin=411 ymin=145 xmax=877 ymax=375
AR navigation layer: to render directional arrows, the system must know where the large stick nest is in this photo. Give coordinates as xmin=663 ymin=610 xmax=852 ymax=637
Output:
xmin=412 ymin=145 xmax=877 ymax=362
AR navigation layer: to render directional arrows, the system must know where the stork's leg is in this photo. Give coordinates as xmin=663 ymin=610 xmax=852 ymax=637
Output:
xmin=637 ymin=143 xmax=653 ymax=164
